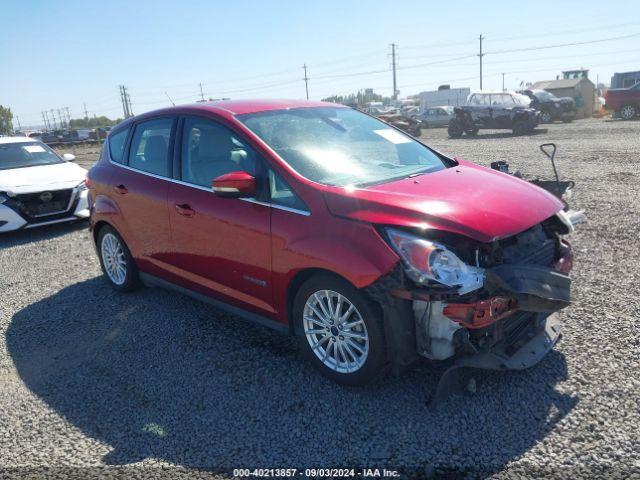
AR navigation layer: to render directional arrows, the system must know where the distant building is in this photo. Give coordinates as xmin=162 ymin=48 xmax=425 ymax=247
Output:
xmin=419 ymin=87 xmax=470 ymax=110
xmin=611 ymin=71 xmax=640 ymax=89
xmin=531 ymin=75 xmax=595 ymax=119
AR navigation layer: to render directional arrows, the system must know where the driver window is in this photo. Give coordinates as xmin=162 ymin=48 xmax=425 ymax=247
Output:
xmin=181 ymin=117 xmax=256 ymax=187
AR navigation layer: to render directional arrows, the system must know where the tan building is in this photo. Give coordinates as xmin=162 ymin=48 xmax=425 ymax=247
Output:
xmin=531 ymin=77 xmax=596 ymax=119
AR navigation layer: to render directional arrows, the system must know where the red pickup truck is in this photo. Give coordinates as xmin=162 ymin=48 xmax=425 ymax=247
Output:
xmin=605 ymin=82 xmax=640 ymax=120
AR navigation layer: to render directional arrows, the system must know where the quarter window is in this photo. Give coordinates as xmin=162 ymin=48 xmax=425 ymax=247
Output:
xmin=108 ymin=127 xmax=130 ymax=164
xmin=128 ymin=118 xmax=173 ymax=176
xmin=180 ymin=117 xmax=257 ymax=187
xmin=268 ymin=169 xmax=307 ymax=212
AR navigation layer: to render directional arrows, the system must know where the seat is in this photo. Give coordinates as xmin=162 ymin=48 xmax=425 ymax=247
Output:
xmin=142 ymin=135 xmax=168 ymax=175
xmin=189 ymin=127 xmax=240 ymax=186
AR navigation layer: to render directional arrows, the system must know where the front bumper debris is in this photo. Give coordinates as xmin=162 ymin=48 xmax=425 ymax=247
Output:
xmin=430 ymin=313 xmax=561 ymax=407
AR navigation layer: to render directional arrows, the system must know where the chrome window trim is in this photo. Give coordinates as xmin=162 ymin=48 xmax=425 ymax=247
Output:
xmin=108 ymin=159 xmax=311 ymax=217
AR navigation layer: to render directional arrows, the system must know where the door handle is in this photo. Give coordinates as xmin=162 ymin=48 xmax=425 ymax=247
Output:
xmin=113 ymin=184 xmax=128 ymax=195
xmin=175 ymin=203 xmax=196 ymax=218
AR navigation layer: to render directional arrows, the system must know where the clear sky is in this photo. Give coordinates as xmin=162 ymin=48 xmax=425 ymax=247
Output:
xmin=2 ymin=0 xmax=640 ymax=127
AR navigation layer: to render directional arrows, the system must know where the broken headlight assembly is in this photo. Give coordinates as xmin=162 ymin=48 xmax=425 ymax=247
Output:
xmin=384 ymin=228 xmax=484 ymax=294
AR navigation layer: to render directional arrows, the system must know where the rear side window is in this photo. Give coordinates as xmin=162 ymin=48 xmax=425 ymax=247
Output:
xmin=128 ymin=118 xmax=173 ymax=177
xmin=108 ymin=127 xmax=130 ymax=164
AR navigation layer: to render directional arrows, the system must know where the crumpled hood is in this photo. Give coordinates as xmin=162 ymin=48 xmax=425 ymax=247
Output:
xmin=0 ymin=162 xmax=87 ymax=194
xmin=323 ymin=159 xmax=564 ymax=243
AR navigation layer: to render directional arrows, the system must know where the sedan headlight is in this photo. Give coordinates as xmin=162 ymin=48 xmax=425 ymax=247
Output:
xmin=76 ymin=180 xmax=87 ymax=192
xmin=385 ymin=228 xmax=484 ymax=294
xmin=0 ymin=192 xmax=8 ymax=204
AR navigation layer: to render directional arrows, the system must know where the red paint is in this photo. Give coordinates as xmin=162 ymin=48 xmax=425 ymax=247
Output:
xmin=212 ymin=171 xmax=256 ymax=197
xmin=443 ymin=297 xmax=518 ymax=329
xmin=88 ymin=100 xmax=566 ymax=326
xmin=605 ymin=85 xmax=640 ymax=111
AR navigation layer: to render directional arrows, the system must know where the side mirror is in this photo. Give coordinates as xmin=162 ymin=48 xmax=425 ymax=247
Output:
xmin=212 ymin=171 xmax=256 ymax=198
xmin=62 ymin=153 xmax=76 ymax=161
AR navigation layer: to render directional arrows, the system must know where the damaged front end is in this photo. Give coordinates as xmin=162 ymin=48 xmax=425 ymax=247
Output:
xmin=367 ymin=212 xmax=579 ymax=405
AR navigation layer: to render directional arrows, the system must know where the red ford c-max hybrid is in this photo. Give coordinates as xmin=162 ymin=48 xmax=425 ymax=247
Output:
xmin=87 ymin=100 xmax=577 ymax=396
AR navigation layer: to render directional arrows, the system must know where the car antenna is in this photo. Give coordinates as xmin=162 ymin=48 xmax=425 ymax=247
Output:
xmin=164 ymin=92 xmax=176 ymax=106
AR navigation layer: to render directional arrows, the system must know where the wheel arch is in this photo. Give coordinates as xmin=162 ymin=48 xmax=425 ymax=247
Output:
xmin=286 ymin=268 xmax=358 ymax=334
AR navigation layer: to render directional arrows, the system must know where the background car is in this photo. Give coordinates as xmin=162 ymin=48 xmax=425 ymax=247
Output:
xmin=523 ymin=89 xmax=576 ymax=123
xmin=605 ymin=81 xmax=640 ymax=120
xmin=0 ymin=137 xmax=89 ymax=232
xmin=448 ymin=92 xmax=540 ymax=137
xmin=377 ymin=113 xmax=421 ymax=136
xmin=417 ymin=106 xmax=455 ymax=128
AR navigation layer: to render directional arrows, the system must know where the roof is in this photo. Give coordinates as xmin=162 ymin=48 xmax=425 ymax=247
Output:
xmin=531 ymin=78 xmax=591 ymax=90
xmin=0 ymin=136 xmax=36 ymax=145
xmin=189 ymin=99 xmax=342 ymax=115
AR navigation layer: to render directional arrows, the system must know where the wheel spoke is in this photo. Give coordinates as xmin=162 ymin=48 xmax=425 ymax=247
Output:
xmin=303 ymin=289 xmax=369 ymax=374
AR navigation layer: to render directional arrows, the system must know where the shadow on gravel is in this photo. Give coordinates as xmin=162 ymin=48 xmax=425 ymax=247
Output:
xmin=0 ymin=221 xmax=88 ymax=248
xmin=7 ymin=278 xmax=578 ymax=478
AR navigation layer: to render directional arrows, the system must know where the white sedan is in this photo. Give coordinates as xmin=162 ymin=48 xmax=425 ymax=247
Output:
xmin=0 ymin=136 xmax=89 ymax=232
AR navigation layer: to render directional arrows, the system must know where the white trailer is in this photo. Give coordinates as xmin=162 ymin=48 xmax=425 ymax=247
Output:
xmin=419 ymin=88 xmax=470 ymax=111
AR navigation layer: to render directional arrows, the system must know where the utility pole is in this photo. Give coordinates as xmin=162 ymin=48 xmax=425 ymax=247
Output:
xmin=302 ymin=64 xmax=309 ymax=100
xmin=65 ymin=107 xmax=71 ymax=127
xmin=83 ymin=102 xmax=89 ymax=121
xmin=120 ymin=85 xmax=132 ymax=118
xmin=50 ymin=109 xmax=57 ymax=130
xmin=42 ymin=112 xmax=48 ymax=130
xmin=57 ymin=109 xmax=65 ymax=129
xmin=478 ymin=34 xmax=484 ymax=90
xmin=16 ymin=116 xmax=21 ymax=130
xmin=390 ymin=43 xmax=398 ymax=101
xmin=199 ymin=83 xmax=205 ymax=101
xmin=502 ymin=73 xmax=505 ymax=92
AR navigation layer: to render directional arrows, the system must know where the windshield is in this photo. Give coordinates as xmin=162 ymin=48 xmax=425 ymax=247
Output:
xmin=238 ymin=107 xmax=446 ymax=187
xmin=0 ymin=141 xmax=64 ymax=170
xmin=532 ymin=90 xmax=557 ymax=102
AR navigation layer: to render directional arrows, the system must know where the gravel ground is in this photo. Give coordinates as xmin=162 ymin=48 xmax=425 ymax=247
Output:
xmin=1 ymin=118 xmax=638 ymax=479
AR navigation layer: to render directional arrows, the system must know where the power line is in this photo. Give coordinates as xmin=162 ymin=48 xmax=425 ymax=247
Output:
xmin=486 ymin=32 xmax=640 ymax=55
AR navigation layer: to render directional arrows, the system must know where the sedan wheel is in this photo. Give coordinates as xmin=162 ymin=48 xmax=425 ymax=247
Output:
xmin=303 ymin=290 xmax=369 ymax=374
xmin=540 ymin=111 xmax=552 ymax=123
xmin=620 ymin=105 xmax=637 ymax=120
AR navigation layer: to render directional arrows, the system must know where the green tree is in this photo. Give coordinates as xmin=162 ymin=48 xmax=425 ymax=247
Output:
xmin=0 ymin=105 xmax=13 ymax=135
xmin=69 ymin=116 xmax=122 ymax=128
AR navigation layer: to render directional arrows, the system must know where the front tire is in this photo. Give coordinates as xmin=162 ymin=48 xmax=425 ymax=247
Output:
xmin=448 ymin=119 xmax=464 ymax=138
xmin=293 ymin=274 xmax=386 ymax=386
xmin=97 ymin=225 xmax=139 ymax=292
xmin=540 ymin=111 xmax=553 ymax=123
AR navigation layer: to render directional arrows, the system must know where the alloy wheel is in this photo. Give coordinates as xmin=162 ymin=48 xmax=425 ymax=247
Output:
xmin=621 ymin=105 xmax=636 ymax=120
xmin=541 ymin=112 xmax=552 ymax=123
xmin=101 ymin=233 xmax=127 ymax=285
xmin=303 ymin=290 xmax=369 ymax=374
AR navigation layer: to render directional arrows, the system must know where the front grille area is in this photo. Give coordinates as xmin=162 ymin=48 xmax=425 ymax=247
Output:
xmin=501 ymin=224 xmax=556 ymax=267
xmin=14 ymin=189 xmax=73 ymax=218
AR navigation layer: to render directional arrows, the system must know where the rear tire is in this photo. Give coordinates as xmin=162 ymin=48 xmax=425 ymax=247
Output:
xmin=512 ymin=121 xmax=527 ymax=136
xmin=448 ymin=120 xmax=464 ymax=138
xmin=620 ymin=104 xmax=637 ymax=120
xmin=293 ymin=274 xmax=386 ymax=386
xmin=97 ymin=225 xmax=139 ymax=292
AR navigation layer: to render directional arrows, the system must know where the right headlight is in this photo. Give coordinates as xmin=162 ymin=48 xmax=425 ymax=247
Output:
xmin=385 ymin=228 xmax=484 ymax=294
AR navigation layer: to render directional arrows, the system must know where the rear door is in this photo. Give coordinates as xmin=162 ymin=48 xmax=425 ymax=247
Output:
xmin=166 ymin=115 xmax=274 ymax=316
xmin=107 ymin=116 xmax=176 ymax=276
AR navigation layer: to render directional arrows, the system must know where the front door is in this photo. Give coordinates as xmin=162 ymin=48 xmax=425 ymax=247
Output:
xmin=166 ymin=116 xmax=274 ymax=316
